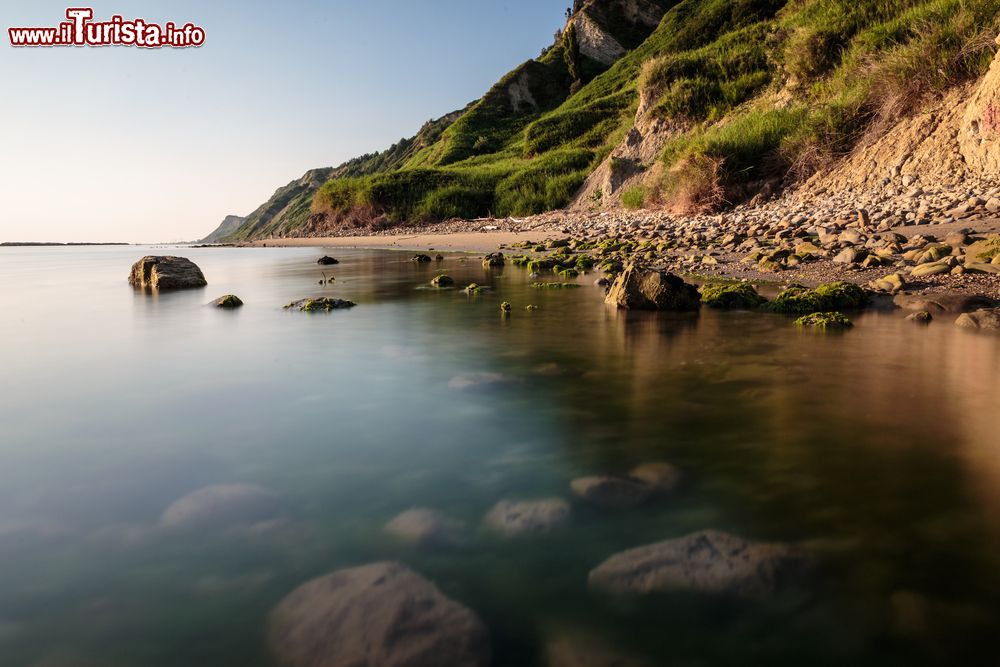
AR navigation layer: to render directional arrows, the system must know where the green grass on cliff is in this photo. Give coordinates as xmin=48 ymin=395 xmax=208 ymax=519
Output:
xmin=271 ymin=0 xmax=998 ymax=236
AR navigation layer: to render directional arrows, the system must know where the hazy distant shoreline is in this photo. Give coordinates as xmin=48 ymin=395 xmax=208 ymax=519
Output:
xmin=0 ymin=242 xmax=130 ymax=247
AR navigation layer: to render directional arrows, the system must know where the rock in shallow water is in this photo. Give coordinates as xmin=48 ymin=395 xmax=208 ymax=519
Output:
xmin=604 ymin=263 xmax=700 ymax=311
xmin=893 ymin=293 xmax=996 ymax=314
xmin=160 ymin=483 xmax=281 ymax=530
xmin=588 ymin=530 xmax=809 ymax=599
xmin=483 ymin=499 xmax=570 ymax=537
xmin=955 ymin=308 xmax=1000 ymax=330
xmin=210 ymin=294 xmax=243 ymax=308
xmin=269 ymin=562 xmax=490 ymax=667
xmin=128 ymin=256 xmax=206 ymax=289
xmin=284 ymin=298 xmax=356 ymax=312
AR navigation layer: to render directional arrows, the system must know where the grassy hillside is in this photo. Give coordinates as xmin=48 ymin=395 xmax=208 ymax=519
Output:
xmin=222 ymin=0 xmax=999 ymax=240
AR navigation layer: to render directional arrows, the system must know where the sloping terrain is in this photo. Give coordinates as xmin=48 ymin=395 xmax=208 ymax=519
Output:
xmin=210 ymin=0 xmax=1000 ymax=242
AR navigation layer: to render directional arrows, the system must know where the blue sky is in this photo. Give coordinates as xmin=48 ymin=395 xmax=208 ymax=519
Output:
xmin=0 ymin=0 xmax=567 ymax=242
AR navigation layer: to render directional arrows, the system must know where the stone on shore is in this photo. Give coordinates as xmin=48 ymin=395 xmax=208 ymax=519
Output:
xmin=955 ymin=308 xmax=1000 ymax=330
xmin=869 ymin=273 xmax=906 ymax=294
xmin=269 ymin=562 xmax=490 ymax=667
xmin=588 ymin=530 xmax=809 ymax=599
xmin=128 ymin=256 xmax=206 ymax=289
xmin=605 ymin=263 xmax=700 ymax=311
xmin=483 ymin=499 xmax=570 ymax=537
xmin=210 ymin=294 xmax=243 ymax=309
xmin=384 ymin=508 xmax=463 ymax=547
xmin=160 ymin=484 xmax=282 ymax=530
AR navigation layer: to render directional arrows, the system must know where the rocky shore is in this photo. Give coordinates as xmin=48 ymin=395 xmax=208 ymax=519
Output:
xmin=244 ymin=180 xmax=1000 ymax=301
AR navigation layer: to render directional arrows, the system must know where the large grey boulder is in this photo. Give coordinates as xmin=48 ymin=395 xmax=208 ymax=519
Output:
xmin=269 ymin=562 xmax=490 ymax=667
xmin=128 ymin=256 xmax=206 ymax=289
xmin=160 ymin=483 xmax=281 ymax=530
xmin=605 ymin=263 xmax=700 ymax=311
xmin=955 ymin=308 xmax=1000 ymax=331
xmin=588 ymin=530 xmax=809 ymax=599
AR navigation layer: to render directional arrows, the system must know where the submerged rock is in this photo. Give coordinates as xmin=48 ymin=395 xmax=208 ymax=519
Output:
xmin=269 ymin=562 xmax=489 ymax=667
xmin=588 ymin=530 xmax=809 ymax=599
xmin=894 ymin=292 xmax=996 ymax=314
xmin=605 ymin=263 xmax=700 ymax=311
xmin=210 ymin=294 xmax=243 ymax=309
xmin=483 ymin=499 xmax=570 ymax=537
xmin=571 ymin=462 xmax=680 ymax=509
xmin=128 ymin=256 xmax=206 ymax=289
xmin=545 ymin=634 xmax=653 ymax=667
xmin=316 ymin=256 xmax=339 ymax=265
xmin=628 ymin=462 xmax=681 ymax=493
xmin=571 ymin=476 xmax=652 ymax=509
xmin=284 ymin=298 xmax=356 ymax=312
xmin=384 ymin=508 xmax=463 ymax=547
xmin=955 ymin=307 xmax=1000 ymax=330
xmin=160 ymin=484 xmax=282 ymax=530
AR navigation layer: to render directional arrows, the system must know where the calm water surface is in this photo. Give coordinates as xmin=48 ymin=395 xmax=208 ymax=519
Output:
xmin=2 ymin=245 xmax=1000 ymax=666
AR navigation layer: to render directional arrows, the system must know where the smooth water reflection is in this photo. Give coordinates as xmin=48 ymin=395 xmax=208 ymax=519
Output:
xmin=1 ymin=245 xmax=1000 ymax=666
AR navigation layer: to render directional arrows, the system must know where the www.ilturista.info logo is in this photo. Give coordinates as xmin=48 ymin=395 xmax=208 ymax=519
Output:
xmin=8 ymin=8 xmax=205 ymax=48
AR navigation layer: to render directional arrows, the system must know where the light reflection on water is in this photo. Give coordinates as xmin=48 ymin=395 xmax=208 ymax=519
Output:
xmin=1 ymin=245 xmax=999 ymax=666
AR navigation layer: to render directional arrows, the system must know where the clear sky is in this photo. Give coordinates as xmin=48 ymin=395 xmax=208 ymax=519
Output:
xmin=0 ymin=0 xmax=567 ymax=242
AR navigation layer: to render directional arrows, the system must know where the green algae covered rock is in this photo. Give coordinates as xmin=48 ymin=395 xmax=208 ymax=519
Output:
xmin=795 ymin=312 xmax=853 ymax=331
xmin=700 ymin=282 xmax=766 ymax=309
xmin=767 ymin=281 xmax=868 ymax=314
xmin=211 ymin=294 xmax=244 ymax=309
xmin=284 ymin=297 xmax=357 ymax=312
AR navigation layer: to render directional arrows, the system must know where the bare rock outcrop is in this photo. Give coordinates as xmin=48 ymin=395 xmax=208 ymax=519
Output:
xmin=128 ymin=256 xmax=206 ymax=289
xmin=269 ymin=562 xmax=490 ymax=667
xmin=960 ymin=35 xmax=1000 ymax=175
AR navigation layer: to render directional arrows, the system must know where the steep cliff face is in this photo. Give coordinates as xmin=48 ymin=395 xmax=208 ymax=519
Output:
xmin=799 ymin=37 xmax=1000 ymax=196
xmin=961 ymin=34 xmax=1000 ymax=175
xmin=227 ymin=168 xmax=334 ymax=241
